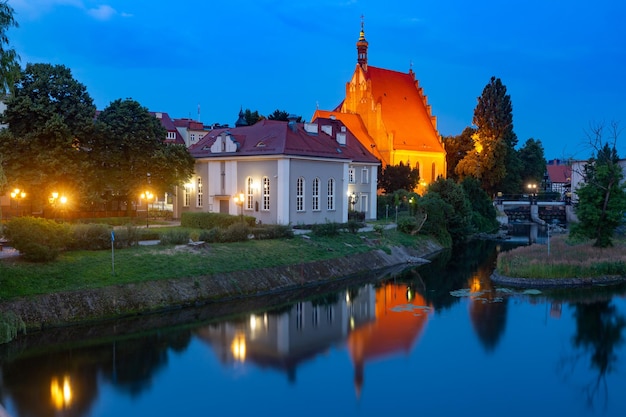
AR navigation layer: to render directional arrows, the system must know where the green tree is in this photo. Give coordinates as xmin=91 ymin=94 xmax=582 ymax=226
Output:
xmin=90 ymin=99 xmax=195 ymax=211
xmin=378 ymin=161 xmax=420 ymax=194
xmin=427 ymin=177 xmax=473 ymax=244
xmin=457 ymin=76 xmax=520 ymax=195
xmin=0 ymin=1 xmax=20 ymax=94
xmin=461 ymin=176 xmax=499 ymax=233
xmin=571 ymin=124 xmax=626 ymax=247
xmin=267 ymin=109 xmax=302 ymax=122
xmin=0 ymin=63 xmax=96 ymax=208
xmin=518 ymin=138 xmax=547 ymax=190
xmin=443 ymin=127 xmax=475 ymax=181
xmin=243 ymin=109 xmax=264 ymax=125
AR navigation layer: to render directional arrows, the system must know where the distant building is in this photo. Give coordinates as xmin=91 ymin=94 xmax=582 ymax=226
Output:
xmin=173 ymin=117 xmax=207 ymax=148
xmin=150 ymin=111 xmax=185 ymax=145
xmin=570 ymin=158 xmax=626 ymax=203
xmin=545 ymin=159 xmax=571 ymax=196
xmin=182 ymin=116 xmax=380 ymax=224
xmin=312 ymin=21 xmax=446 ymax=192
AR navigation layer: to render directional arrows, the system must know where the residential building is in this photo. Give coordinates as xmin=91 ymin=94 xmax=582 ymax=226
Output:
xmin=174 ymin=118 xmax=208 ymax=148
xmin=545 ymin=160 xmax=571 ymax=196
xmin=312 ymin=21 xmax=446 ymax=192
xmin=150 ymin=111 xmax=185 ymax=145
xmin=180 ymin=116 xmax=380 ymax=224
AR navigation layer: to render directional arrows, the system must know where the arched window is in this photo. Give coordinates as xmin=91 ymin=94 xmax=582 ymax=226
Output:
xmin=431 ymin=162 xmax=436 ymax=182
xmin=246 ymin=177 xmax=254 ymax=210
xmin=262 ymin=177 xmax=270 ymax=211
xmin=296 ymin=177 xmax=305 ymax=212
xmin=327 ymin=178 xmax=335 ymax=210
xmin=312 ymin=177 xmax=320 ymax=211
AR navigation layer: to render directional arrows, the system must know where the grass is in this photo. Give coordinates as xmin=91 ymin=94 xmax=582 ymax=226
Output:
xmin=496 ymin=234 xmax=626 ymax=279
xmin=0 ymin=227 xmax=433 ymax=300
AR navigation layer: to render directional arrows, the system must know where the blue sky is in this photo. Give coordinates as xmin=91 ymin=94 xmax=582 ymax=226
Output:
xmin=7 ymin=0 xmax=626 ymax=159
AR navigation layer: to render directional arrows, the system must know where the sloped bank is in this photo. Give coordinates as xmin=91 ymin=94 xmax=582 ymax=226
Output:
xmin=0 ymin=242 xmax=442 ymax=332
xmin=491 ymin=271 xmax=626 ymax=288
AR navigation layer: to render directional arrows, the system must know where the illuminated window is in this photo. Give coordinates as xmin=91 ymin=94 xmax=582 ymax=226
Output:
xmin=296 ymin=177 xmax=305 ymax=212
xmin=262 ymin=177 xmax=270 ymax=211
xmin=184 ymin=186 xmax=191 ymax=207
xmin=312 ymin=177 xmax=320 ymax=211
xmin=431 ymin=162 xmax=436 ymax=182
xmin=246 ymin=177 xmax=254 ymax=210
xmin=327 ymin=178 xmax=335 ymax=210
xmin=197 ymin=177 xmax=203 ymax=207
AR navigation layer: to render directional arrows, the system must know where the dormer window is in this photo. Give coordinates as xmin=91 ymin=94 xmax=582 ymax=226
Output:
xmin=256 ymin=141 xmax=266 ymax=147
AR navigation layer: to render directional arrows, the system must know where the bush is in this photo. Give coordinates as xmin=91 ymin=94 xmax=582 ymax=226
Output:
xmin=199 ymin=227 xmax=223 ymax=243
xmin=346 ymin=219 xmax=361 ymax=234
xmin=181 ymin=212 xmax=255 ymax=229
xmin=68 ymin=223 xmax=112 ymax=251
xmin=159 ymin=229 xmax=190 ymax=245
xmin=251 ymin=224 xmax=294 ymax=240
xmin=221 ymin=222 xmax=250 ymax=242
xmin=311 ymin=221 xmax=341 ymax=237
xmin=112 ymin=224 xmax=141 ymax=248
xmin=348 ymin=211 xmax=365 ymax=222
xmin=397 ymin=216 xmax=419 ymax=234
xmin=4 ymin=217 xmax=71 ymax=262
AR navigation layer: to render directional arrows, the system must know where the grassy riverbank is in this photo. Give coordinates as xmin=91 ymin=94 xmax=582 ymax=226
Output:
xmin=0 ymin=227 xmax=433 ymax=300
xmin=496 ymin=233 xmax=626 ymax=279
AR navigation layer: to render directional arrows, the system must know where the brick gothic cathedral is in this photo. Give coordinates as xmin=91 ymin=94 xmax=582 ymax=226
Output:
xmin=313 ymin=21 xmax=446 ymax=191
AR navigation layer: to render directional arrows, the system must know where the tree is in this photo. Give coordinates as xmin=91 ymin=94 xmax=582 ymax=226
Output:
xmin=571 ymin=123 xmax=626 ymax=247
xmin=378 ymin=161 xmax=420 ymax=194
xmin=267 ymin=109 xmax=302 ymax=122
xmin=427 ymin=177 xmax=473 ymax=244
xmin=0 ymin=63 xmax=96 ymax=208
xmin=457 ymin=76 xmax=520 ymax=195
xmin=461 ymin=177 xmax=498 ymax=233
xmin=243 ymin=109 xmax=264 ymax=126
xmin=518 ymin=138 xmax=547 ymax=189
xmin=0 ymin=1 xmax=20 ymax=94
xmin=443 ymin=127 xmax=475 ymax=181
xmin=90 ymin=99 xmax=195 ymax=211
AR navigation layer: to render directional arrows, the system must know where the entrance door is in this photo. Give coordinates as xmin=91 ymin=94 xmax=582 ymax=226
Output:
xmin=219 ymin=199 xmax=229 ymax=214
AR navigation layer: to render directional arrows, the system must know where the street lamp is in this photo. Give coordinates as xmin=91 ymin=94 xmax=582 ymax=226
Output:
xmin=233 ymin=191 xmax=244 ymax=222
xmin=10 ymin=188 xmax=26 ymax=217
xmin=347 ymin=191 xmax=359 ymax=211
xmin=49 ymin=192 xmax=68 ymax=220
xmin=527 ymin=183 xmax=537 ymax=204
xmin=140 ymin=191 xmax=153 ymax=227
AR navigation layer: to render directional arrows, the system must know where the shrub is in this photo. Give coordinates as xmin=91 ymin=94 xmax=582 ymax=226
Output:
xmin=346 ymin=219 xmax=361 ymax=234
xmin=4 ymin=217 xmax=71 ymax=261
xmin=199 ymin=227 xmax=223 ymax=243
xmin=348 ymin=211 xmax=365 ymax=222
xmin=251 ymin=224 xmax=294 ymax=240
xmin=159 ymin=229 xmax=190 ymax=245
xmin=0 ymin=311 xmax=26 ymax=344
xmin=181 ymin=212 xmax=255 ymax=229
xmin=112 ymin=224 xmax=141 ymax=248
xmin=68 ymin=223 xmax=112 ymax=251
xmin=311 ymin=221 xmax=341 ymax=237
xmin=397 ymin=216 xmax=419 ymax=234
xmin=221 ymin=222 xmax=250 ymax=242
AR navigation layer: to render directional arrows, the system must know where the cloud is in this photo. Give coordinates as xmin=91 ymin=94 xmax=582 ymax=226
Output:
xmin=12 ymin=0 xmax=130 ymax=21
xmin=86 ymin=5 xmax=116 ymax=21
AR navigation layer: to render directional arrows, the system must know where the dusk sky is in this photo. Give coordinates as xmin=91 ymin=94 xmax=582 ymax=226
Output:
xmin=8 ymin=0 xmax=626 ymax=160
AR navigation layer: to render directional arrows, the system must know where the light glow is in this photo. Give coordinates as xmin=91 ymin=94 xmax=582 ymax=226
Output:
xmin=230 ymin=333 xmax=246 ymax=362
xmin=50 ymin=375 xmax=72 ymax=410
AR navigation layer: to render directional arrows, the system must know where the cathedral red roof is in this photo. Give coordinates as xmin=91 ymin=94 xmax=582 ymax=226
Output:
xmin=365 ymin=66 xmax=444 ymax=153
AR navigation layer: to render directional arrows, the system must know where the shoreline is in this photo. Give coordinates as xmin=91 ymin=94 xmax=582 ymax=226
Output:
xmin=490 ymin=270 xmax=626 ymax=288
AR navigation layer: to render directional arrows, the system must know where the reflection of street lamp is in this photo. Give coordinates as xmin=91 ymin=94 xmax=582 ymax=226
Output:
xmin=140 ymin=191 xmax=153 ymax=227
xmin=10 ymin=188 xmax=26 ymax=217
xmin=233 ymin=191 xmax=244 ymax=222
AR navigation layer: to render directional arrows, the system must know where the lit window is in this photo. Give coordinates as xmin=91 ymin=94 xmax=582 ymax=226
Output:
xmin=296 ymin=177 xmax=305 ymax=212
xmin=431 ymin=162 xmax=436 ymax=182
xmin=184 ymin=186 xmax=191 ymax=207
xmin=262 ymin=177 xmax=270 ymax=211
xmin=246 ymin=177 xmax=254 ymax=210
xmin=197 ymin=177 xmax=203 ymax=207
xmin=312 ymin=177 xmax=320 ymax=211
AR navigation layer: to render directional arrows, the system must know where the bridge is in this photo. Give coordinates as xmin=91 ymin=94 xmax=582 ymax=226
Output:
xmin=494 ymin=196 xmax=576 ymax=226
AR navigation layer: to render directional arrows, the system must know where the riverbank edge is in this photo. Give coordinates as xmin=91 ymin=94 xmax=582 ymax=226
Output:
xmin=490 ymin=270 xmax=626 ymax=288
xmin=0 ymin=241 xmax=443 ymax=332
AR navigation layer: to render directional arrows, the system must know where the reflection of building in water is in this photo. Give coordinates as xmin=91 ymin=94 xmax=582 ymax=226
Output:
xmin=346 ymin=282 xmax=431 ymax=397
xmin=195 ymin=285 xmax=376 ymax=382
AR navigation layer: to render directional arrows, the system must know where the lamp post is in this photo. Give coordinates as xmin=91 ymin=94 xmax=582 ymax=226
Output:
xmin=49 ymin=192 xmax=68 ymax=220
xmin=347 ymin=191 xmax=358 ymax=212
xmin=140 ymin=191 xmax=153 ymax=227
xmin=527 ymin=183 xmax=537 ymax=204
xmin=233 ymin=192 xmax=244 ymax=222
xmin=10 ymin=188 xmax=26 ymax=217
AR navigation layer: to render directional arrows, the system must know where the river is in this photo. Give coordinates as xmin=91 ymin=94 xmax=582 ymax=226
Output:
xmin=1 ymin=239 xmax=625 ymax=417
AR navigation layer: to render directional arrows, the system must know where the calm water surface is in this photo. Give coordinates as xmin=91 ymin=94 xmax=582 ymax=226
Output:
xmin=1 ymin=240 xmax=625 ymax=417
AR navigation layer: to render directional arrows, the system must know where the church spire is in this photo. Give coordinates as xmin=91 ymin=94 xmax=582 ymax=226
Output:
xmin=356 ymin=15 xmax=368 ymax=70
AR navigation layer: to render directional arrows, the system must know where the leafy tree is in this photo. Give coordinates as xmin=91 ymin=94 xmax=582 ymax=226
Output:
xmin=518 ymin=138 xmax=547 ymax=190
xmin=0 ymin=1 xmax=20 ymax=94
xmin=443 ymin=127 xmax=475 ymax=180
xmin=267 ymin=109 xmax=302 ymax=122
xmin=243 ymin=109 xmax=264 ymax=125
xmin=571 ymin=124 xmax=626 ymax=247
xmin=377 ymin=161 xmax=420 ymax=194
xmin=90 ymin=99 xmax=195 ymax=211
xmin=427 ymin=177 xmax=473 ymax=244
xmin=461 ymin=176 xmax=498 ymax=233
xmin=0 ymin=63 xmax=96 ymax=208
xmin=416 ymin=192 xmax=453 ymax=247
xmin=457 ymin=76 xmax=520 ymax=195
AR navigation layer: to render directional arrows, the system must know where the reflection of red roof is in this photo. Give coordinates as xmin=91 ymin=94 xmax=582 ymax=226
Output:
xmin=366 ymin=66 xmax=443 ymax=153
xmin=546 ymin=165 xmax=571 ymax=183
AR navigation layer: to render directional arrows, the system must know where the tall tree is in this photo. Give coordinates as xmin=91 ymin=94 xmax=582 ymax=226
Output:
xmin=243 ymin=108 xmax=264 ymax=125
xmin=0 ymin=63 xmax=96 ymax=207
xmin=443 ymin=127 xmax=475 ymax=181
xmin=0 ymin=1 xmax=20 ymax=94
xmin=267 ymin=109 xmax=302 ymax=122
xmin=571 ymin=123 xmax=626 ymax=247
xmin=518 ymin=138 xmax=547 ymax=189
xmin=427 ymin=177 xmax=473 ymax=244
xmin=457 ymin=76 xmax=520 ymax=195
xmin=90 ymin=99 xmax=195 ymax=211
xmin=377 ymin=161 xmax=420 ymax=194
